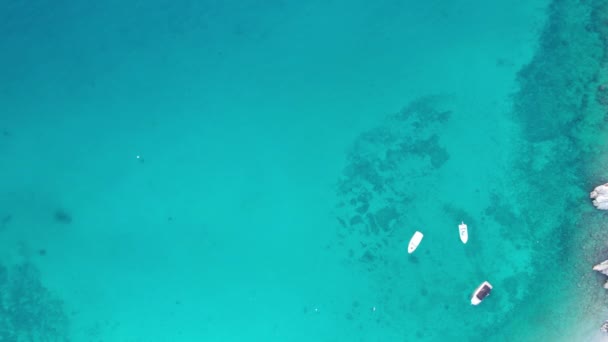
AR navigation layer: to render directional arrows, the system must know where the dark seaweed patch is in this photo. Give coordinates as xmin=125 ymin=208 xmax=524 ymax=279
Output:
xmin=53 ymin=209 xmax=72 ymax=224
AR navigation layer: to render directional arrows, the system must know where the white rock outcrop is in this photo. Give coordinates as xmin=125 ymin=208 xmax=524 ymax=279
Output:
xmin=602 ymin=321 xmax=608 ymax=334
xmin=593 ymin=260 xmax=608 ymax=273
xmin=590 ymin=183 xmax=608 ymax=210
xmin=593 ymin=260 xmax=608 ymax=288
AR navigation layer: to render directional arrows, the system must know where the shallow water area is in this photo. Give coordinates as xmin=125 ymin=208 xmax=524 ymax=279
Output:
xmin=2 ymin=0 xmax=608 ymax=341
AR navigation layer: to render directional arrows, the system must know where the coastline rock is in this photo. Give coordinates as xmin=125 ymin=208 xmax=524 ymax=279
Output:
xmin=601 ymin=321 xmax=608 ymax=333
xmin=593 ymin=260 xmax=608 ymax=275
xmin=593 ymin=260 xmax=608 ymax=288
xmin=590 ymin=184 xmax=608 ymax=210
xmin=593 ymin=260 xmax=608 ymax=289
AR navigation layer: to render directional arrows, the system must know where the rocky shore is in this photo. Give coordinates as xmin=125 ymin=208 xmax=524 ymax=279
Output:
xmin=591 ymin=184 xmax=608 ymax=210
xmin=591 ymin=184 xmax=608 ymax=335
xmin=593 ymin=260 xmax=608 ymax=289
xmin=592 ymin=252 xmax=608 ymax=335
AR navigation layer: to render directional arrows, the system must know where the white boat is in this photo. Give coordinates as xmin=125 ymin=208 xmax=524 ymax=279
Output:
xmin=459 ymin=221 xmax=468 ymax=244
xmin=471 ymin=281 xmax=492 ymax=305
xmin=408 ymin=231 xmax=424 ymax=254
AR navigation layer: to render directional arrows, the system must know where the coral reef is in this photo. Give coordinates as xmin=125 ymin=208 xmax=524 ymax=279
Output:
xmin=335 ymin=95 xmax=451 ymax=269
xmin=513 ymin=1 xmax=605 ymax=143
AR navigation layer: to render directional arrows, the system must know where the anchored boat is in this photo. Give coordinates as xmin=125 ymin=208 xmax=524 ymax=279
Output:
xmin=408 ymin=231 xmax=424 ymax=254
xmin=471 ymin=281 xmax=492 ymax=305
xmin=459 ymin=221 xmax=468 ymax=244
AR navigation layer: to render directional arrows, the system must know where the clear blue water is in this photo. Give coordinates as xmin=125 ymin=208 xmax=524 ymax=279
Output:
xmin=1 ymin=0 xmax=608 ymax=341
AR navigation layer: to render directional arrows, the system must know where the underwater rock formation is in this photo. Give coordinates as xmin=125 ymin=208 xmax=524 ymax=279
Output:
xmin=590 ymin=184 xmax=608 ymax=210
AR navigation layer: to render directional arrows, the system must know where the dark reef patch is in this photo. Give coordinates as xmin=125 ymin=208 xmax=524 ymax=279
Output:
xmin=53 ymin=209 xmax=72 ymax=224
xmin=0 ymin=214 xmax=11 ymax=230
xmin=513 ymin=1 xmax=605 ymax=143
xmin=373 ymin=206 xmax=398 ymax=233
xmin=0 ymin=262 xmax=69 ymax=341
xmin=483 ymin=192 xmax=521 ymax=238
xmin=335 ymin=96 xmax=453 ymax=270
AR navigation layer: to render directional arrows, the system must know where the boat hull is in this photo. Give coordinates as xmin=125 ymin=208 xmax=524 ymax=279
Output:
xmin=408 ymin=231 xmax=424 ymax=254
xmin=459 ymin=222 xmax=468 ymax=244
xmin=471 ymin=281 xmax=493 ymax=305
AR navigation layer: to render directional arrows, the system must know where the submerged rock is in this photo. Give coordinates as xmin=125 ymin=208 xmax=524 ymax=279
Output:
xmin=590 ymin=184 xmax=608 ymax=210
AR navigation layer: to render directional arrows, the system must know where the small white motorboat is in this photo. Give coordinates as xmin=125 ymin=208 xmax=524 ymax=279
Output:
xmin=408 ymin=231 xmax=424 ymax=254
xmin=471 ymin=281 xmax=493 ymax=305
xmin=459 ymin=221 xmax=468 ymax=244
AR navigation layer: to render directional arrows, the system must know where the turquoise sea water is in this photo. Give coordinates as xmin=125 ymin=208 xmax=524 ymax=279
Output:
xmin=1 ymin=0 xmax=608 ymax=341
